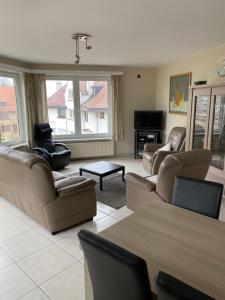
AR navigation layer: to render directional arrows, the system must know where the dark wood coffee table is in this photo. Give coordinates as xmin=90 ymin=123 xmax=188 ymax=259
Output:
xmin=79 ymin=161 xmax=125 ymax=191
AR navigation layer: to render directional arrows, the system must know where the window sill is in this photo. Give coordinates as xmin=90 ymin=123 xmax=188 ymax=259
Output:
xmin=11 ymin=142 xmax=28 ymax=149
xmin=54 ymin=137 xmax=113 ymax=143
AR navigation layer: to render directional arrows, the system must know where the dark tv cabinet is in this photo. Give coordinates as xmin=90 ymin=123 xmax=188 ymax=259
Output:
xmin=134 ymin=130 xmax=162 ymax=158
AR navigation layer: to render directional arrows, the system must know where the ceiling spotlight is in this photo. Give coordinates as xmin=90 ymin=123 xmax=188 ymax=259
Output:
xmin=72 ymin=33 xmax=92 ymax=64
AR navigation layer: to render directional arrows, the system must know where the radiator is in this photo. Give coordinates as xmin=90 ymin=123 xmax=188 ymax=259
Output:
xmin=66 ymin=140 xmax=114 ymax=159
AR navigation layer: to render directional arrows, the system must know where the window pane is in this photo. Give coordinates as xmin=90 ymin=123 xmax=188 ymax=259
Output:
xmin=210 ymin=95 xmax=225 ymax=170
xmin=80 ymin=81 xmax=109 ymax=134
xmin=192 ymin=95 xmax=209 ymax=149
xmin=0 ymin=76 xmax=20 ymax=143
xmin=46 ymin=80 xmax=75 ymax=135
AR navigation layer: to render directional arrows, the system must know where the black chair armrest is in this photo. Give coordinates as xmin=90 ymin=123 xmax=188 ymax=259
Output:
xmin=32 ymin=147 xmax=50 ymax=157
xmin=54 ymin=143 xmax=70 ymax=151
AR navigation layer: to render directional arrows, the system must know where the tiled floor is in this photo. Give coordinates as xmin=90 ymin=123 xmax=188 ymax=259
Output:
xmin=2 ymin=156 xmax=224 ymax=300
xmin=0 ymin=156 xmax=144 ymax=300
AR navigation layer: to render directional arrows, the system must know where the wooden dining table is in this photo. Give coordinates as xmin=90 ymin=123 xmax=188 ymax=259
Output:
xmin=84 ymin=199 xmax=225 ymax=299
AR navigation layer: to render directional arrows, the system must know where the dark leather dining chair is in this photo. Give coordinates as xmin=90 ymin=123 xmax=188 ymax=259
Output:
xmin=33 ymin=123 xmax=71 ymax=170
xmin=78 ymin=229 xmax=153 ymax=300
xmin=171 ymin=176 xmax=223 ymax=219
xmin=155 ymin=271 xmax=213 ymax=300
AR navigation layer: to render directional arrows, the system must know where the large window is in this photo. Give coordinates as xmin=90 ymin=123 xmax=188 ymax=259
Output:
xmin=46 ymin=77 xmax=111 ymax=139
xmin=0 ymin=72 xmax=25 ymax=145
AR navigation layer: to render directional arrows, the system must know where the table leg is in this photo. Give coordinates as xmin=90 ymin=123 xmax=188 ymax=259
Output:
xmin=79 ymin=169 xmax=82 ymax=176
xmin=100 ymin=176 xmax=103 ymax=191
xmin=122 ymin=167 xmax=125 ymax=181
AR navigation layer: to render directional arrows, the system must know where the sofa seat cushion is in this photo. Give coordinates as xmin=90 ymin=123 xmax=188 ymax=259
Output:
xmin=145 ymin=175 xmax=158 ymax=185
xmin=52 ymin=171 xmax=66 ymax=181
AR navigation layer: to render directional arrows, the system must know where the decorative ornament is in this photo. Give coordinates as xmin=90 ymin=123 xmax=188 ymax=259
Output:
xmin=215 ymin=57 xmax=225 ymax=77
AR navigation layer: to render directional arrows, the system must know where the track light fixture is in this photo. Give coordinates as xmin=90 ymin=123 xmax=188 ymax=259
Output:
xmin=72 ymin=33 xmax=92 ymax=64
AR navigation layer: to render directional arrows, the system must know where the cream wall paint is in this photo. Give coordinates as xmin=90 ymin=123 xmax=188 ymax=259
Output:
xmin=116 ymin=67 xmax=156 ymax=155
xmin=155 ymin=44 xmax=225 ymax=141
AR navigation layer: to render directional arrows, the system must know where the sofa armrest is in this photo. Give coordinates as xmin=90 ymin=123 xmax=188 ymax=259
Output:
xmin=56 ymin=178 xmax=96 ymax=197
xmin=125 ymin=172 xmax=156 ymax=191
xmin=152 ymin=151 xmax=180 ymax=175
xmin=144 ymin=143 xmax=163 ymax=153
xmin=55 ymin=175 xmax=86 ymax=189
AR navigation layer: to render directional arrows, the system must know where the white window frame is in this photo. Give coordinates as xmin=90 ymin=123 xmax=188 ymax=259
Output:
xmin=46 ymin=75 xmax=112 ymax=140
xmin=0 ymin=71 xmax=26 ymax=146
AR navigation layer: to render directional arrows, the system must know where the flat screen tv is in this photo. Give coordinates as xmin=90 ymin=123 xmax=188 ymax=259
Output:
xmin=134 ymin=110 xmax=163 ymax=130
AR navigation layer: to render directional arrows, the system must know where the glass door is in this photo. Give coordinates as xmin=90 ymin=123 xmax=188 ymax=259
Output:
xmin=191 ymin=89 xmax=211 ymax=150
xmin=208 ymin=90 xmax=225 ymax=170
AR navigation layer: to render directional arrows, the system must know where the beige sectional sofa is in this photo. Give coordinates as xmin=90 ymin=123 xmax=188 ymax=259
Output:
xmin=0 ymin=145 xmax=96 ymax=233
xmin=125 ymin=150 xmax=212 ymax=212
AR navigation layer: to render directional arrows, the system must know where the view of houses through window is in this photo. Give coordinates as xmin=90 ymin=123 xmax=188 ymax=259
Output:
xmin=46 ymin=78 xmax=110 ymax=137
xmin=79 ymin=80 xmax=108 ymax=134
xmin=47 ymin=80 xmax=75 ymax=135
xmin=0 ymin=75 xmax=20 ymax=143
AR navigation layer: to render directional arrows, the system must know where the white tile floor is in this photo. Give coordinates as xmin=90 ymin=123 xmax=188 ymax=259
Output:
xmin=0 ymin=156 xmax=225 ymax=300
xmin=0 ymin=156 xmax=144 ymax=300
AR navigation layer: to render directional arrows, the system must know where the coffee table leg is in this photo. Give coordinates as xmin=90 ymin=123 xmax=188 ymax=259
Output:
xmin=122 ymin=167 xmax=125 ymax=181
xmin=79 ymin=169 xmax=82 ymax=176
xmin=100 ymin=176 xmax=103 ymax=191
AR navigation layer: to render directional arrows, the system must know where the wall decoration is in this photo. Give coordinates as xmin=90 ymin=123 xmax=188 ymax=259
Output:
xmin=169 ymin=72 xmax=192 ymax=114
xmin=215 ymin=57 xmax=225 ymax=77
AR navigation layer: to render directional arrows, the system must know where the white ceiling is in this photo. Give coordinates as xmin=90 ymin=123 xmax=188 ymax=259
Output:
xmin=1 ymin=0 xmax=225 ymax=66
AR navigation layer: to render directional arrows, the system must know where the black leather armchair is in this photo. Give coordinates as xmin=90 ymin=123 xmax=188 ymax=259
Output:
xmin=33 ymin=123 xmax=71 ymax=170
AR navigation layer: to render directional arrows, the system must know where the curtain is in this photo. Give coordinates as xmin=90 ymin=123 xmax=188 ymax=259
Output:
xmin=112 ymin=75 xmax=123 ymax=141
xmin=24 ymin=73 xmax=49 ymax=148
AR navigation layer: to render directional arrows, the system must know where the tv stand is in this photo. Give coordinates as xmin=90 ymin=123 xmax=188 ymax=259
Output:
xmin=134 ymin=129 xmax=162 ymax=158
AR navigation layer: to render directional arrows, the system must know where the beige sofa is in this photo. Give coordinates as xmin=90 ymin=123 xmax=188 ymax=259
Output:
xmin=126 ymin=150 xmax=212 ymax=212
xmin=0 ymin=145 xmax=96 ymax=233
xmin=143 ymin=127 xmax=186 ymax=175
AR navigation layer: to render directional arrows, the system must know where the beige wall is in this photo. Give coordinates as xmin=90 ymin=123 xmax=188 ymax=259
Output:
xmin=116 ymin=67 xmax=156 ymax=155
xmin=155 ymin=44 xmax=225 ymax=141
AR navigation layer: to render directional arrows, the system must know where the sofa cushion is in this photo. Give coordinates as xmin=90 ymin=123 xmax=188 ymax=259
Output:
xmin=146 ymin=175 xmax=158 ymax=185
xmin=52 ymin=171 xmax=67 ymax=181
xmin=157 ymin=143 xmax=171 ymax=152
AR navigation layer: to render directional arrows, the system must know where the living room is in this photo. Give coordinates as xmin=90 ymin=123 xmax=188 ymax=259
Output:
xmin=1 ymin=1 xmax=225 ymax=299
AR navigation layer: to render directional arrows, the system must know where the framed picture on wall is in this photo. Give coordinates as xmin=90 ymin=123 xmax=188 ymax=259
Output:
xmin=169 ymin=72 xmax=192 ymax=114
